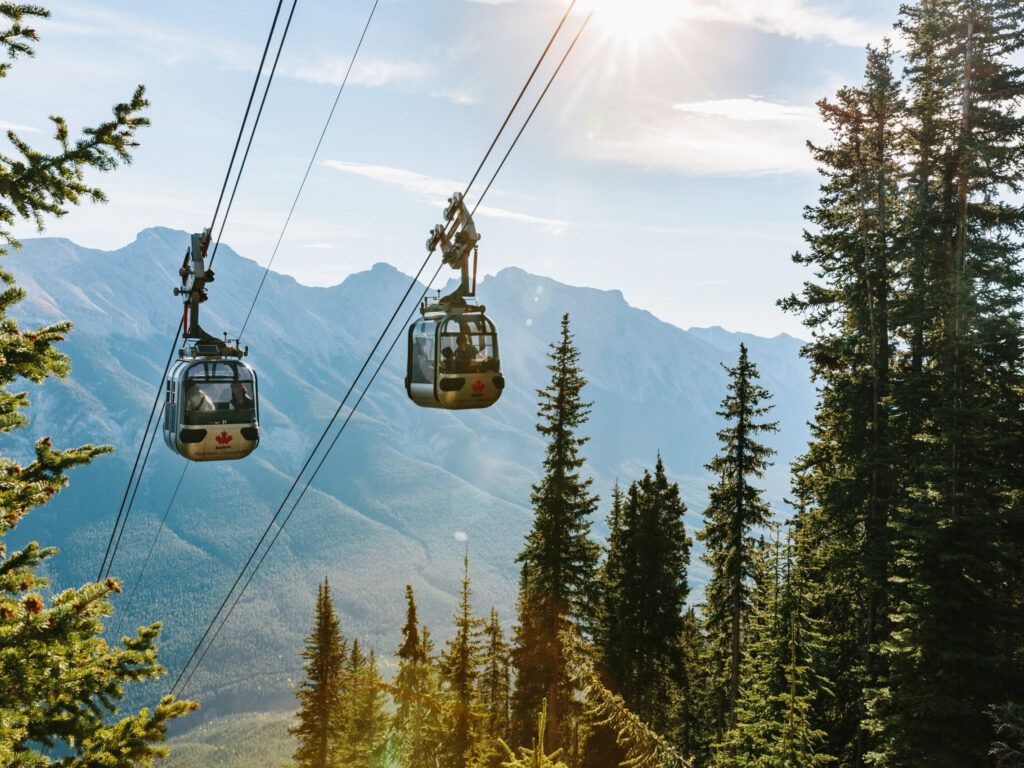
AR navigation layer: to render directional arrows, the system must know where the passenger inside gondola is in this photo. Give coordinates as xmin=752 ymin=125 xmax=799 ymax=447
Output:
xmin=184 ymin=362 xmax=257 ymax=425
xmin=185 ymin=382 xmax=215 ymax=422
xmin=413 ymin=333 xmax=434 ymax=383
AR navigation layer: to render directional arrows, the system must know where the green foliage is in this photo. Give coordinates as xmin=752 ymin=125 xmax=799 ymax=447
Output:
xmin=696 ymin=343 xmax=777 ymax=739
xmin=498 ymin=701 xmax=567 ymax=768
xmin=478 ymin=607 xmax=511 ymax=768
xmin=512 ymin=314 xmax=600 ymax=752
xmin=391 ymin=585 xmax=442 ymax=768
xmin=0 ymin=4 xmax=47 ymax=78
xmin=563 ymin=628 xmax=691 ymax=768
xmin=597 ymin=457 xmax=691 ymax=734
xmin=721 ymin=525 xmax=833 ymax=768
xmin=1 ymin=6 xmax=149 ymax=255
xmin=289 ymin=578 xmax=347 ymax=768
xmin=0 ymin=6 xmax=193 ymax=764
xmin=989 ymin=703 xmax=1024 ymax=768
xmin=439 ymin=553 xmax=487 ymax=768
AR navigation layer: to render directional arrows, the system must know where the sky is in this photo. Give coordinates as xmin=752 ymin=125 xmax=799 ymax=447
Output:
xmin=4 ymin=0 xmax=904 ymax=337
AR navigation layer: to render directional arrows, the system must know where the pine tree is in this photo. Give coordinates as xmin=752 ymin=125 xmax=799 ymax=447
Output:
xmin=290 ymin=578 xmax=347 ymax=768
xmin=0 ymin=7 xmax=195 ymax=765
xmin=339 ymin=640 xmax=388 ymax=768
xmin=864 ymin=3 xmax=1024 ymax=764
xmin=440 ymin=552 xmax=486 ymax=768
xmin=696 ymin=343 xmax=778 ymax=740
xmin=478 ymin=606 xmax=511 ymax=766
xmin=392 ymin=584 xmax=442 ymax=768
xmin=778 ymin=42 xmax=908 ymax=766
xmin=724 ymin=526 xmax=832 ymax=768
xmin=511 ymin=313 xmax=600 ymax=752
xmin=597 ymin=457 xmax=691 ymax=733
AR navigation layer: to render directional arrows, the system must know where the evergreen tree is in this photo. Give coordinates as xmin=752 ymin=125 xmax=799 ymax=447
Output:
xmin=598 ymin=457 xmax=691 ymax=733
xmin=864 ymin=3 xmax=1024 ymax=764
xmin=439 ymin=552 xmax=486 ymax=768
xmin=391 ymin=585 xmax=442 ymax=768
xmin=478 ymin=606 xmax=511 ymax=766
xmin=779 ymin=42 xmax=908 ymax=766
xmin=290 ymin=578 xmax=347 ymax=768
xmin=696 ymin=343 xmax=778 ymax=739
xmin=724 ymin=526 xmax=832 ymax=768
xmin=511 ymin=314 xmax=600 ymax=752
xmin=0 ymin=6 xmax=196 ymax=765
xmin=339 ymin=641 xmax=388 ymax=768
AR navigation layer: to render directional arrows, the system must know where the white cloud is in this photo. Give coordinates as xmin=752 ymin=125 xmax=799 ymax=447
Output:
xmin=583 ymin=98 xmax=827 ymax=176
xmin=673 ymin=98 xmax=817 ymax=122
xmin=576 ymin=0 xmax=889 ymax=48
xmin=0 ymin=121 xmax=40 ymax=133
xmin=288 ymin=56 xmax=432 ymax=87
xmin=322 ymin=161 xmax=568 ymax=229
xmin=303 ymin=243 xmax=334 ymax=249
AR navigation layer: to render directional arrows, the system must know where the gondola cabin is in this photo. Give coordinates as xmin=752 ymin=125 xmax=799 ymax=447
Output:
xmin=163 ymin=355 xmax=260 ymax=461
xmin=406 ymin=311 xmax=503 ymax=409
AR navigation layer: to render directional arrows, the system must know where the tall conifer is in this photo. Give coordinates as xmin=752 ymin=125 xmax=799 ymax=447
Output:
xmin=511 ymin=314 xmax=600 ymax=751
xmin=290 ymin=579 xmax=347 ymax=768
xmin=598 ymin=457 xmax=691 ymax=733
xmin=440 ymin=552 xmax=486 ymax=767
xmin=392 ymin=585 xmax=441 ymax=768
xmin=697 ymin=343 xmax=778 ymax=739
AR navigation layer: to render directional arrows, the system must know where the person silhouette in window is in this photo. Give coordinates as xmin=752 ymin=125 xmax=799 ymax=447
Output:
xmin=230 ymin=382 xmax=254 ymax=411
xmin=456 ymin=329 xmax=478 ymax=372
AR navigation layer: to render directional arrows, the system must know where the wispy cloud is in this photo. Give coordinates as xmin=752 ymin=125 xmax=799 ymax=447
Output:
xmin=288 ymin=56 xmax=433 ymax=87
xmin=673 ymin=98 xmax=817 ymax=122
xmin=583 ymin=97 xmax=826 ymax=176
xmin=568 ymin=0 xmax=889 ymax=48
xmin=0 ymin=121 xmax=40 ymax=133
xmin=303 ymin=243 xmax=334 ymax=249
xmin=322 ymin=161 xmax=568 ymax=229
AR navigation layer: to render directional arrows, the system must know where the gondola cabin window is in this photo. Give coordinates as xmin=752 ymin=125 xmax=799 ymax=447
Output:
xmin=439 ymin=316 xmax=498 ymax=374
xmin=183 ymin=361 xmax=257 ymax=426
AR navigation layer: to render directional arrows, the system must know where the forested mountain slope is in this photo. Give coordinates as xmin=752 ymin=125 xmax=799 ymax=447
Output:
xmin=4 ymin=228 xmax=813 ymax=721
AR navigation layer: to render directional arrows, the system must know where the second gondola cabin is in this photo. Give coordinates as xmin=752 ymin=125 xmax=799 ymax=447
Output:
xmin=406 ymin=310 xmax=504 ymax=409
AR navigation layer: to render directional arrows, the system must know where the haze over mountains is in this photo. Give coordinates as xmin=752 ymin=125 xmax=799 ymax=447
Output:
xmin=5 ymin=228 xmax=814 ymax=722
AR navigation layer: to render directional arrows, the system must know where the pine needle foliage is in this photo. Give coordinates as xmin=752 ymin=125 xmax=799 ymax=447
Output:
xmin=289 ymin=578 xmax=347 ymax=768
xmin=562 ymin=628 xmax=692 ymax=768
xmin=512 ymin=314 xmax=600 ymax=751
xmin=0 ymin=7 xmax=194 ymax=765
xmin=696 ymin=343 xmax=778 ymax=739
xmin=1 ymin=6 xmax=148 ymax=255
xmin=391 ymin=585 xmax=442 ymax=768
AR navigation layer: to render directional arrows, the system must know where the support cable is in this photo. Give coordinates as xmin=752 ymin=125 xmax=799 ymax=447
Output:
xmin=238 ymin=0 xmax=381 ymax=339
xmin=98 ymin=0 xmax=297 ymax=581
xmin=169 ymin=7 xmax=591 ymax=696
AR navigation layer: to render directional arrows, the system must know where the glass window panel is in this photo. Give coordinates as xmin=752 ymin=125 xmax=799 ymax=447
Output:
xmin=411 ymin=321 xmax=435 ymax=384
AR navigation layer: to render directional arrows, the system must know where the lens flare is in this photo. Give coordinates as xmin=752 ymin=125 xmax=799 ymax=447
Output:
xmin=582 ymin=0 xmax=684 ymax=40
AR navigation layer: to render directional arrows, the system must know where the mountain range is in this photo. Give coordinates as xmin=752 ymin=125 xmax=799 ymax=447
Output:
xmin=5 ymin=227 xmax=815 ymax=725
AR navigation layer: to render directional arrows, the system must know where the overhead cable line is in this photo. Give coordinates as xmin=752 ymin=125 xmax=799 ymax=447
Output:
xmin=169 ymin=5 xmax=591 ymax=697
xmin=97 ymin=0 xmax=296 ymax=582
xmin=238 ymin=0 xmax=382 ymax=339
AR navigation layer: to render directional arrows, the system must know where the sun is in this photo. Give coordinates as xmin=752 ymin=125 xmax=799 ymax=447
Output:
xmin=581 ymin=0 xmax=685 ymax=41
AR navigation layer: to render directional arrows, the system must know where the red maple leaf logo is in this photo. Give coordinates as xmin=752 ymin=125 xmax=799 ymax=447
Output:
xmin=472 ymin=379 xmax=485 ymax=393
xmin=215 ymin=430 xmax=233 ymax=445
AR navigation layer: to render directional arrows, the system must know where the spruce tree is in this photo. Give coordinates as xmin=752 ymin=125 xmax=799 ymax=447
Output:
xmin=439 ymin=552 xmax=486 ymax=768
xmin=478 ymin=606 xmax=511 ymax=766
xmin=511 ymin=313 xmax=600 ymax=752
xmin=598 ymin=457 xmax=691 ymax=733
xmin=339 ymin=640 xmax=388 ymax=768
xmin=724 ymin=526 xmax=832 ymax=768
xmin=391 ymin=585 xmax=442 ymax=768
xmin=779 ymin=42 xmax=908 ymax=765
xmin=865 ymin=3 xmax=1024 ymax=764
xmin=696 ymin=343 xmax=778 ymax=739
xmin=0 ymin=6 xmax=196 ymax=765
xmin=290 ymin=578 xmax=347 ymax=768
